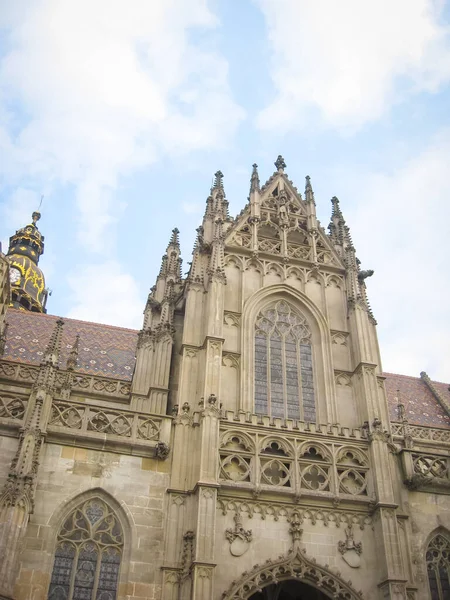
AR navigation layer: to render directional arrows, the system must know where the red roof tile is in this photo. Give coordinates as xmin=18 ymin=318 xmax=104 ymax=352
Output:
xmin=3 ymin=309 xmax=138 ymax=380
xmin=383 ymin=372 xmax=450 ymax=429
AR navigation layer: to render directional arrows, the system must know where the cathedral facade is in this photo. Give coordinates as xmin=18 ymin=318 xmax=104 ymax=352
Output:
xmin=0 ymin=158 xmax=449 ymax=600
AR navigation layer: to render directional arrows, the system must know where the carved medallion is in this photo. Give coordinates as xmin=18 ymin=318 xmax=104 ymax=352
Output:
xmin=225 ymin=512 xmax=252 ymax=557
xmin=338 ymin=524 xmax=363 ymax=568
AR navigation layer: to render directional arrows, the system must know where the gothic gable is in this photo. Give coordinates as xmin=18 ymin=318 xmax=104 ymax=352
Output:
xmin=225 ymin=167 xmax=344 ymax=270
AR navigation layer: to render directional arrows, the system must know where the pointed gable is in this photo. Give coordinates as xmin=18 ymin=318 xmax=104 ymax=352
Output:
xmin=225 ymin=159 xmax=344 ymax=270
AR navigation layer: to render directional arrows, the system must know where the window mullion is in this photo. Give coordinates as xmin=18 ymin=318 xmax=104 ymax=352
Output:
xmin=281 ymin=335 xmax=287 ymax=420
xmin=91 ymin=543 xmax=102 ymax=600
xmin=297 ymin=341 xmax=303 ymax=421
xmin=267 ymin=332 xmax=271 ymax=417
xmin=68 ymin=546 xmax=79 ymax=600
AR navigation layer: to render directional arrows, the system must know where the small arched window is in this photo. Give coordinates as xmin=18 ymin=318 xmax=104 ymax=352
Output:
xmin=254 ymin=300 xmax=315 ymax=421
xmin=48 ymin=498 xmax=123 ymax=600
xmin=426 ymin=533 xmax=450 ymax=600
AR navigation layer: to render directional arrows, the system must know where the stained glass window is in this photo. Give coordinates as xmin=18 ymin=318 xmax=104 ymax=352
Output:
xmin=48 ymin=499 xmax=123 ymax=600
xmin=426 ymin=534 xmax=450 ymax=600
xmin=254 ymin=300 xmax=315 ymax=421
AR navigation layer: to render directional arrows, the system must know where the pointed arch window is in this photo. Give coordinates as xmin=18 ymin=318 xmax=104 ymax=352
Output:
xmin=427 ymin=533 xmax=450 ymax=600
xmin=48 ymin=498 xmax=123 ymax=600
xmin=254 ymin=300 xmax=315 ymax=421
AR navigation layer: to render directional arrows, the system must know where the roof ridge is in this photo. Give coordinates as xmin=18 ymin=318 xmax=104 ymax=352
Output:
xmin=383 ymin=371 xmax=450 ymax=386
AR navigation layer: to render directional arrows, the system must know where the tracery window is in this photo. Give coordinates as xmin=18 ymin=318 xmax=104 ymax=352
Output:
xmin=48 ymin=498 xmax=123 ymax=600
xmin=254 ymin=300 xmax=315 ymax=421
xmin=426 ymin=534 xmax=450 ymax=600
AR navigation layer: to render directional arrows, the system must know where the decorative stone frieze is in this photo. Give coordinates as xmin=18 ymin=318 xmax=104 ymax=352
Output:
xmin=218 ymin=497 xmax=373 ymax=530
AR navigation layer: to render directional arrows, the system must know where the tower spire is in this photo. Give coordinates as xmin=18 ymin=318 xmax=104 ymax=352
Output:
xmin=154 ymin=228 xmax=182 ymax=303
xmin=66 ymin=334 xmax=80 ymax=371
xmin=305 ymin=175 xmax=315 ymax=204
xmin=304 ymin=176 xmax=317 ymax=232
xmin=166 ymin=227 xmax=182 ymax=283
xmin=250 ymin=163 xmax=260 ymax=194
xmin=208 ymin=218 xmax=226 ymax=284
xmin=328 ymin=196 xmax=347 ymax=245
xmin=6 ymin=210 xmax=48 ymax=313
xmin=187 ymin=228 xmax=205 ymax=288
xmin=43 ymin=318 xmax=64 ymax=367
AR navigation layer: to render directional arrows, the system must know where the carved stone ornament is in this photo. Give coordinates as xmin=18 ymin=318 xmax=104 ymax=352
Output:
xmin=220 ymin=547 xmax=364 ymax=600
xmin=288 ymin=512 xmax=303 ymax=549
xmin=367 ymin=417 xmax=390 ymax=443
xmin=225 ymin=512 xmax=252 ymax=557
xmin=155 ymin=441 xmax=170 ymax=460
xmin=338 ymin=524 xmax=362 ymax=568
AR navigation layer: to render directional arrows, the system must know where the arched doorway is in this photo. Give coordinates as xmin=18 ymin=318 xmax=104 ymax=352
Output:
xmin=221 ymin=546 xmax=363 ymax=600
xmin=249 ymin=580 xmax=330 ymax=600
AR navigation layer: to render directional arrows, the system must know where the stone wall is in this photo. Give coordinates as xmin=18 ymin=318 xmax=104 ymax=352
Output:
xmin=6 ymin=442 xmax=171 ymax=600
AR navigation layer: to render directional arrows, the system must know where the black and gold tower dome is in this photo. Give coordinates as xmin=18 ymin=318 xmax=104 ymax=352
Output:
xmin=7 ymin=211 xmax=48 ymax=313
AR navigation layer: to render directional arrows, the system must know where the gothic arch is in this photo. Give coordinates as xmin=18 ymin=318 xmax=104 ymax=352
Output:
xmin=424 ymin=527 xmax=450 ymax=600
xmin=241 ymin=285 xmax=337 ymax=422
xmin=221 ymin=548 xmax=363 ymax=600
xmin=44 ymin=488 xmax=133 ymax=593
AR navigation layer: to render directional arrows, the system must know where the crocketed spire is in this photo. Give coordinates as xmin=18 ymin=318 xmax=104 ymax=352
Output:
xmin=250 ymin=163 xmax=260 ymax=194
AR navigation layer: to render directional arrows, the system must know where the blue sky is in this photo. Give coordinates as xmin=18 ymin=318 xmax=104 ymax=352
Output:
xmin=1 ymin=0 xmax=449 ymax=381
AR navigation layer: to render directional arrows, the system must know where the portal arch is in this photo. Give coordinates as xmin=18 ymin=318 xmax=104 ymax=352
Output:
xmin=221 ymin=548 xmax=363 ymax=600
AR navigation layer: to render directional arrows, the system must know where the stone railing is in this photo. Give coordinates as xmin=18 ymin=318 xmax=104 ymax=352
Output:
xmin=287 ymin=244 xmax=312 ymax=261
xmin=47 ymin=400 xmax=171 ymax=457
xmin=0 ymin=359 xmax=131 ymax=399
xmin=0 ymin=360 xmax=38 ymax=384
xmin=391 ymin=422 xmax=450 ymax=444
xmin=402 ymin=450 xmax=450 ymax=492
xmin=0 ymin=394 xmax=28 ymax=421
xmin=218 ymin=420 xmax=373 ymax=504
xmin=0 ymin=394 xmax=171 ymax=458
xmin=221 ymin=410 xmax=368 ymax=440
xmin=70 ymin=374 xmax=130 ymax=398
xmin=48 ymin=399 xmax=168 ymax=444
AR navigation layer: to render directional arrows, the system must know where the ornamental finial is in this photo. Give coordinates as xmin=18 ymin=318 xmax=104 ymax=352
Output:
xmin=274 ymin=155 xmax=286 ymax=173
xmin=213 ymin=170 xmax=224 ymax=189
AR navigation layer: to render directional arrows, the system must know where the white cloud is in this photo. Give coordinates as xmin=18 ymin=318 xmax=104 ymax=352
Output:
xmin=256 ymin=0 xmax=450 ymax=131
xmin=0 ymin=0 xmax=244 ymax=251
xmin=333 ymin=130 xmax=450 ymax=381
xmin=66 ymin=261 xmax=144 ymax=329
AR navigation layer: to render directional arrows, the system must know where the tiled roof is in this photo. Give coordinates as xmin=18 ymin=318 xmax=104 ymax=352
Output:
xmin=3 ymin=309 xmax=138 ymax=380
xmin=383 ymin=372 xmax=450 ymax=429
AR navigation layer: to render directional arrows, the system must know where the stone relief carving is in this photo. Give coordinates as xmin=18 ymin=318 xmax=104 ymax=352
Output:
xmin=338 ymin=524 xmax=363 ymax=568
xmin=288 ymin=511 xmax=303 ymax=548
xmin=155 ymin=441 xmax=170 ymax=460
xmin=223 ymin=312 xmax=240 ymax=328
xmin=225 ymin=512 xmax=252 ymax=557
